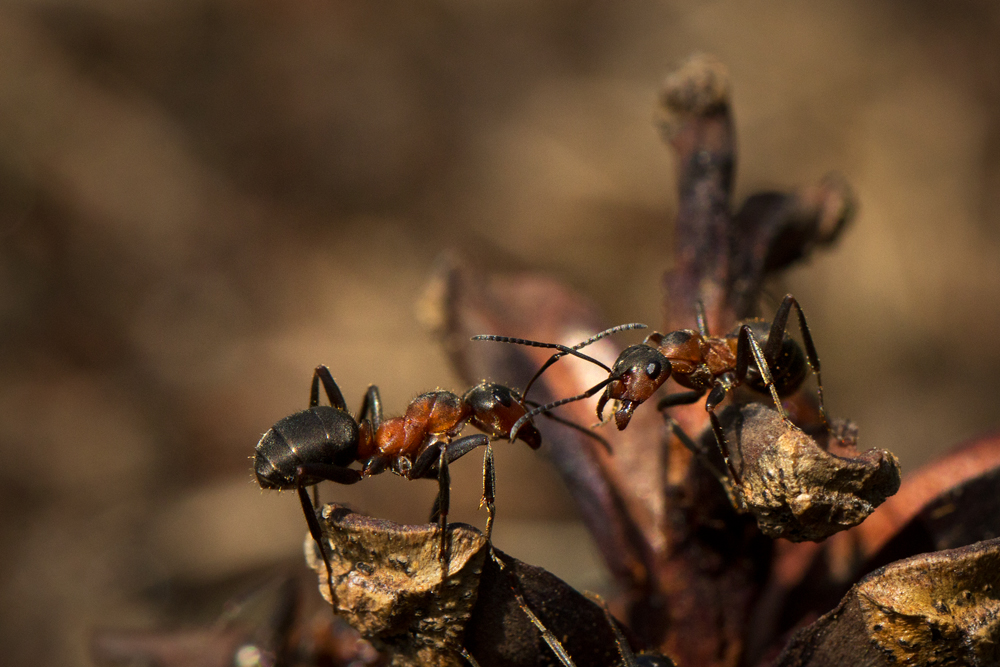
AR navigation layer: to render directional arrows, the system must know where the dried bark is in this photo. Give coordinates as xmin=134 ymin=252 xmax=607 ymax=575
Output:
xmin=721 ymin=403 xmax=901 ymax=542
xmin=304 ymin=505 xmax=488 ymax=667
xmin=775 ymin=537 xmax=1000 ymax=667
xmin=305 ymin=504 xmax=670 ymax=667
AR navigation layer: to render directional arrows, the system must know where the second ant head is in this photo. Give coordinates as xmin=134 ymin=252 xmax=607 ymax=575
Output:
xmin=596 ymin=344 xmax=672 ymax=430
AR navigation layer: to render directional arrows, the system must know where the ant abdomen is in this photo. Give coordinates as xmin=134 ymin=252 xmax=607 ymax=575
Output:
xmin=255 ymin=406 xmax=360 ymax=489
xmin=737 ymin=320 xmax=807 ymax=397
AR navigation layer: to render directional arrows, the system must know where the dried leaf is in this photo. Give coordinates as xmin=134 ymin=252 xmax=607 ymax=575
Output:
xmin=306 ymin=504 xmax=671 ymax=667
xmin=306 ymin=504 xmax=489 ymax=667
xmin=775 ymin=537 xmax=1000 ymax=666
xmin=723 ymin=403 xmax=901 ymax=542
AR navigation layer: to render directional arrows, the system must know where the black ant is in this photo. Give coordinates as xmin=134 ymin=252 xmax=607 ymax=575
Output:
xmin=478 ymin=295 xmax=825 ymax=488
xmin=254 ymin=366 xmax=545 ymax=597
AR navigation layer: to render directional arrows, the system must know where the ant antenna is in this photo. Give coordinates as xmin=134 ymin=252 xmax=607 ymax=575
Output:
xmin=473 ymin=323 xmax=646 ymax=398
xmin=509 ymin=378 xmax=613 ymax=443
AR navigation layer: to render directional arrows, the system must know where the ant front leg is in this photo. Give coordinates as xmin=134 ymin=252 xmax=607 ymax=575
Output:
xmin=703 ymin=373 xmax=745 ymax=489
xmin=660 ymin=389 xmax=744 ymax=495
xmin=764 ymin=294 xmax=828 ymax=429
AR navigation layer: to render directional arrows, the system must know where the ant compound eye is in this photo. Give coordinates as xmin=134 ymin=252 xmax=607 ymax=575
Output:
xmin=645 ymin=360 xmax=661 ymax=378
xmin=491 ymin=385 xmax=512 ymax=407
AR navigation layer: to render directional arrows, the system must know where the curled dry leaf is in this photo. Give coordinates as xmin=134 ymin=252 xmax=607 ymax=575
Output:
xmin=722 ymin=403 xmax=901 ymax=542
xmin=306 ymin=504 xmax=671 ymax=667
xmin=305 ymin=504 xmax=488 ymax=667
xmin=775 ymin=536 xmax=1000 ymax=667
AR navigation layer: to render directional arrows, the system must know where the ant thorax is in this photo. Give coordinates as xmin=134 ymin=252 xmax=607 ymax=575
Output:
xmin=372 ymin=391 xmax=471 ymax=464
xmin=646 ymin=328 xmax=738 ymax=390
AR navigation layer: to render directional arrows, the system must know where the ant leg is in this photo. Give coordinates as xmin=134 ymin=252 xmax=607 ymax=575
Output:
xmin=356 ymin=384 xmax=383 ymax=431
xmin=507 ymin=580 xmax=578 ymax=667
xmin=735 ymin=326 xmax=786 ymax=420
xmin=666 ymin=414 xmax=744 ymax=510
xmin=766 ymin=294 xmax=828 ymax=429
xmin=708 ymin=411 xmax=744 ymax=497
xmin=481 ymin=442 xmax=496 ymax=540
xmin=695 ymin=299 xmax=710 ymax=336
xmin=297 ymin=487 xmax=336 ymax=606
xmin=585 ymin=592 xmax=639 ymax=667
xmin=661 ymin=414 xmax=730 ymax=486
xmin=656 ymin=389 xmax=706 ymax=410
xmin=311 ymin=366 xmax=348 ymax=411
xmin=436 ymin=446 xmax=451 ymax=576
xmin=459 ymin=648 xmax=482 ymax=667
xmin=412 ymin=434 xmax=490 ymax=480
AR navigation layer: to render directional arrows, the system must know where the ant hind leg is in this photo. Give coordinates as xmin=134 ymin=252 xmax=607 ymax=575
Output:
xmin=297 ymin=487 xmax=336 ymax=606
xmin=311 ymin=366 xmax=348 ymax=411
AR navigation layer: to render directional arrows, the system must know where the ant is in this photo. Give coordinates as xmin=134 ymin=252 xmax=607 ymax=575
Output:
xmin=254 ymin=365 xmax=599 ymax=601
xmin=478 ymin=294 xmax=825 ymax=489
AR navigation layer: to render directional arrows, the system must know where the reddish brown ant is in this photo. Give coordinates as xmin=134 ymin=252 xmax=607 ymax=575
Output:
xmin=254 ymin=365 xmax=612 ymax=601
xmin=479 ymin=295 xmax=826 ymax=486
xmin=255 ymin=365 xmax=544 ymax=598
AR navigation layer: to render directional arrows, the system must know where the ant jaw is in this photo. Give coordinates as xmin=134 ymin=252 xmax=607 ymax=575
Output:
xmin=516 ymin=425 xmax=542 ymax=450
xmin=614 ymin=401 xmax=637 ymax=430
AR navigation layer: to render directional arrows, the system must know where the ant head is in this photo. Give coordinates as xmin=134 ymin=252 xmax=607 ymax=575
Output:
xmin=464 ymin=382 xmax=541 ymax=449
xmin=596 ymin=344 xmax=672 ymax=430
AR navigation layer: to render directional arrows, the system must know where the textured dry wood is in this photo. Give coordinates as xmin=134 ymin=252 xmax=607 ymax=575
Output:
xmin=306 ymin=505 xmax=488 ymax=667
xmin=775 ymin=537 xmax=1000 ymax=666
xmin=723 ymin=403 xmax=900 ymax=542
xmin=306 ymin=504 xmax=672 ymax=667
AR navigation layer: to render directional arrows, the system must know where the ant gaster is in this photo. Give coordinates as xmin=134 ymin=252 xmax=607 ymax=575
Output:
xmin=254 ymin=366 xmax=541 ymax=598
xmin=480 ymin=295 xmax=825 ymax=487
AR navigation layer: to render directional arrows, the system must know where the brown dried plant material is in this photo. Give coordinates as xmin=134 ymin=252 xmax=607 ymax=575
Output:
xmin=775 ymin=536 xmax=1000 ymax=667
xmin=305 ymin=504 xmax=489 ymax=667
xmin=722 ymin=403 xmax=901 ymax=542
xmin=306 ymin=504 xmax=668 ymax=667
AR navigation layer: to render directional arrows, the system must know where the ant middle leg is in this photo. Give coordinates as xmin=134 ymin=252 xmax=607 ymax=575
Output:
xmin=356 ymin=384 xmax=383 ymax=431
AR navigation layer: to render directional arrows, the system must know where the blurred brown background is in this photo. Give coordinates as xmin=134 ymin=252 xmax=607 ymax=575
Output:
xmin=3 ymin=1 xmax=1000 ymax=665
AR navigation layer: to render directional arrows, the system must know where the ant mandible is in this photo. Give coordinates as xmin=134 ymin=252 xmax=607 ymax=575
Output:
xmin=254 ymin=365 xmax=542 ymax=598
xmin=479 ymin=294 xmax=825 ymax=486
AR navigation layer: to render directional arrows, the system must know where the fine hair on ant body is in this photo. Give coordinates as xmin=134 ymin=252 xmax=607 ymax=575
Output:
xmin=254 ymin=366 xmax=544 ymax=597
xmin=478 ymin=294 xmax=826 ymax=490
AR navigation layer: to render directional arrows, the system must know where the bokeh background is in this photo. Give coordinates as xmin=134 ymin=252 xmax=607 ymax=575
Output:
xmin=3 ymin=1 xmax=1000 ymax=664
